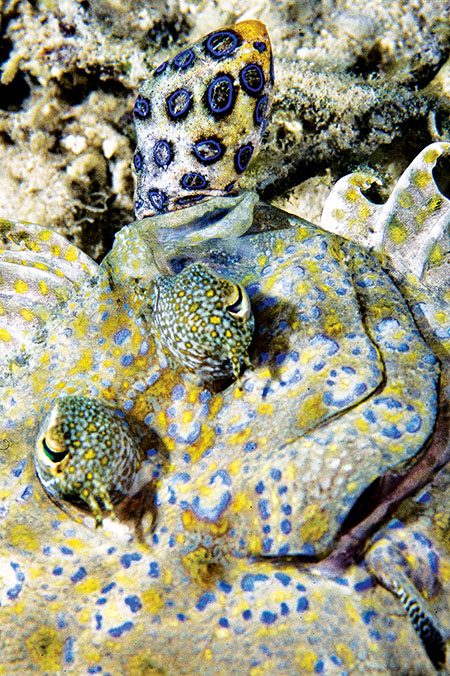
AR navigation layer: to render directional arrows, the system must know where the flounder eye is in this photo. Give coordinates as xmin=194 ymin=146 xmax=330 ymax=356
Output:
xmin=42 ymin=437 xmax=68 ymax=464
xmin=226 ymin=284 xmax=251 ymax=320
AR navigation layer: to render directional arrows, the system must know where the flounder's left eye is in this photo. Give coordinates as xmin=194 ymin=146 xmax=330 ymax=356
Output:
xmin=226 ymin=284 xmax=251 ymax=320
xmin=42 ymin=437 xmax=68 ymax=464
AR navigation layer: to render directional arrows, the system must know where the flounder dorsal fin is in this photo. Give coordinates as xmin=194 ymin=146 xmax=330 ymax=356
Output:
xmin=0 ymin=218 xmax=100 ymax=381
xmin=320 ymin=142 xmax=450 ymax=357
xmin=321 ymin=142 xmax=450 ymax=287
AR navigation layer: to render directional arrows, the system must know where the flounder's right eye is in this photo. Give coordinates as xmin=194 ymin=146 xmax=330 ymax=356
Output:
xmin=42 ymin=437 xmax=68 ymax=463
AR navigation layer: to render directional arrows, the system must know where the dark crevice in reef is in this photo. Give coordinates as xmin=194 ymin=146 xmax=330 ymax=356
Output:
xmin=260 ymin=113 xmax=432 ymax=205
xmin=0 ymin=71 xmax=32 ymax=112
xmin=70 ymin=169 xmax=134 ymax=262
xmin=351 ymin=43 xmax=449 ymax=88
xmin=411 ymin=50 xmax=450 ymax=89
xmin=0 ymin=130 xmax=14 ymax=146
xmin=143 ymin=17 xmax=191 ymax=51
xmin=351 ymin=42 xmax=387 ymax=80
xmin=358 ymin=179 xmax=385 ymax=205
xmin=58 ymin=67 xmax=130 ymax=106
xmin=0 ymin=36 xmax=13 ymax=65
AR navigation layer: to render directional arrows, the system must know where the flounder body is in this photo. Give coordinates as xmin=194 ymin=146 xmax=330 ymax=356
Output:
xmin=0 ymin=221 xmax=254 ymax=524
xmin=1 ymin=20 xmax=449 ymax=675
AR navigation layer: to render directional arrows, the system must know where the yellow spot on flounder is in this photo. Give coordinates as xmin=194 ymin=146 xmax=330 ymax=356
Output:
xmin=65 ymin=245 xmax=78 ymax=262
xmin=345 ymin=598 xmax=360 ymax=622
xmin=335 ymin=643 xmax=356 ymax=668
xmin=429 ymin=242 xmax=445 ymax=266
xmin=357 ymin=202 xmax=371 ymax=220
xmin=14 ymin=280 xmax=28 ymax=293
xmin=345 ymin=187 xmax=360 ymax=203
xmin=25 ymin=626 xmax=63 ymax=672
xmin=398 ymin=190 xmax=414 ymax=209
xmin=424 ymin=147 xmax=440 ymax=164
xmin=10 ymin=524 xmax=39 ymax=552
xmin=38 ymin=280 xmax=48 ymax=295
xmin=72 ymin=312 xmax=90 ymax=339
xmin=76 ymin=577 xmax=101 ymax=594
xmin=125 ymin=653 xmax=165 ymax=675
xmin=142 ymin=588 xmax=164 ymax=614
xmin=412 ymin=169 xmax=431 ymax=189
xmin=298 ymin=392 xmax=328 ymax=428
xmin=232 ymin=492 xmax=254 ymax=512
xmin=258 ymin=402 xmax=273 ymax=415
xmin=39 ymin=230 xmax=52 ymax=241
xmin=50 ymin=244 xmax=61 ymax=256
xmin=300 ymin=504 xmax=330 ymax=543
xmin=388 ymin=219 xmax=408 ymax=244
xmin=296 ymin=648 xmax=317 ymax=672
xmin=0 ymin=328 xmax=12 ymax=342
xmin=332 ymin=208 xmax=346 ymax=221
xmin=19 ymin=308 xmax=34 ymax=321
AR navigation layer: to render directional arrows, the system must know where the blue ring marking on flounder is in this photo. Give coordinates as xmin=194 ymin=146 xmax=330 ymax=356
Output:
xmin=204 ymin=30 xmax=242 ymax=59
xmin=193 ymin=138 xmax=225 ymax=164
xmin=205 ymin=74 xmax=236 ymax=117
xmin=153 ymin=140 xmax=173 ymax=168
xmin=239 ymin=63 xmax=265 ymax=97
xmin=133 ymin=95 xmax=151 ymax=119
xmin=166 ymin=88 xmax=193 ymax=121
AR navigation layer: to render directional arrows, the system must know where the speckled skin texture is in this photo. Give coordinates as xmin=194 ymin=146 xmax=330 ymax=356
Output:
xmin=1 ymin=20 xmax=450 ymax=676
xmin=34 ymin=396 xmax=143 ymax=525
xmin=151 ymin=263 xmax=254 ymax=380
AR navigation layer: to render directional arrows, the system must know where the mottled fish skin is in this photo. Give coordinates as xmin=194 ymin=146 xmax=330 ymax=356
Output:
xmin=34 ymin=396 xmax=143 ymax=526
xmin=133 ymin=20 xmax=273 ymax=218
xmin=0 ymin=219 xmax=254 ymax=524
xmin=150 ymin=262 xmax=254 ymax=381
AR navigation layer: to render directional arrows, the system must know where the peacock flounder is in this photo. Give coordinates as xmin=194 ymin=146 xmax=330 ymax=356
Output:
xmin=1 ymin=20 xmax=449 ymax=675
xmin=0 ymin=231 xmax=254 ymax=525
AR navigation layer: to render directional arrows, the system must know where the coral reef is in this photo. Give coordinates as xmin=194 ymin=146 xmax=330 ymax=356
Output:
xmin=1 ymin=0 xmax=449 ymax=257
